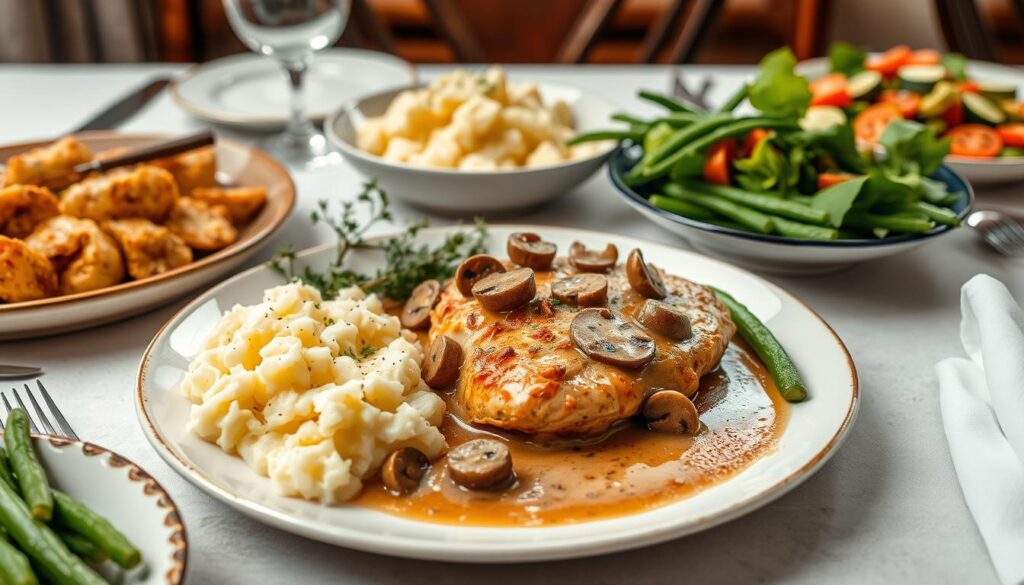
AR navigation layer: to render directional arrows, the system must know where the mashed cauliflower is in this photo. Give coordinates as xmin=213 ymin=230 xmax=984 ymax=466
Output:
xmin=180 ymin=282 xmax=446 ymax=503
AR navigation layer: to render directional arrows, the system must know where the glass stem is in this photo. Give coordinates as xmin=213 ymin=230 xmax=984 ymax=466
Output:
xmin=283 ymin=57 xmax=314 ymax=144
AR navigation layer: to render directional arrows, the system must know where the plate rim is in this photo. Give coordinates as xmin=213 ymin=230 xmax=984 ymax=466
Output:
xmin=170 ymin=48 xmax=417 ymax=126
xmin=0 ymin=131 xmax=296 ymax=315
xmin=135 ymin=224 xmax=859 ymax=562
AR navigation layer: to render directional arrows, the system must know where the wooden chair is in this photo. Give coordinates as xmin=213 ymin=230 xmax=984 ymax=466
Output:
xmin=933 ymin=0 xmax=1000 ymax=61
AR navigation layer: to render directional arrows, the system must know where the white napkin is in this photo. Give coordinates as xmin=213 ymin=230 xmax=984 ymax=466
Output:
xmin=937 ymin=274 xmax=1024 ymax=585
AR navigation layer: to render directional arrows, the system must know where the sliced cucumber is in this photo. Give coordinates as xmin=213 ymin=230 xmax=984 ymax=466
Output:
xmin=897 ymin=65 xmax=947 ymax=93
xmin=919 ymin=81 xmax=958 ymax=118
xmin=963 ymin=92 xmax=1006 ymax=125
xmin=848 ymin=70 xmax=883 ymax=101
xmin=799 ymin=106 xmax=847 ymax=131
xmin=977 ymin=81 xmax=1017 ymax=102
xmin=1000 ymin=99 xmax=1023 ymax=122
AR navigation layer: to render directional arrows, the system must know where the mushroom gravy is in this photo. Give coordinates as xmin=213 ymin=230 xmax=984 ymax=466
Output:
xmin=356 ymin=285 xmax=788 ymax=526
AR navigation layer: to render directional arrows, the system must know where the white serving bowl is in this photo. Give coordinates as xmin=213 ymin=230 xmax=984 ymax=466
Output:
xmin=325 ymin=83 xmax=618 ymax=215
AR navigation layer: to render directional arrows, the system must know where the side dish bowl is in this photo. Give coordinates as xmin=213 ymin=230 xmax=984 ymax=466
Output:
xmin=610 ymin=144 xmax=974 ymax=275
xmin=325 ymin=83 xmax=618 ymax=214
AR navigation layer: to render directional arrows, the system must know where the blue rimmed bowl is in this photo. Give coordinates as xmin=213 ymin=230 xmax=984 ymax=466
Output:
xmin=609 ymin=143 xmax=974 ymax=275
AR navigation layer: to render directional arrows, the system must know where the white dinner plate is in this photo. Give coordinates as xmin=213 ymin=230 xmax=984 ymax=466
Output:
xmin=31 ymin=435 xmax=188 ymax=584
xmin=170 ymin=49 xmax=415 ymax=130
xmin=136 ymin=225 xmax=859 ymax=563
xmin=798 ymin=56 xmax=1024 ymax=184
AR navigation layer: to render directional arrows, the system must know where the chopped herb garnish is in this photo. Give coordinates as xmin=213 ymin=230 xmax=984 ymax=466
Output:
xmin=269 ymin=179 xmax=487 ymax=300
xmin=360 ymin=345 xmax=378 ymax=358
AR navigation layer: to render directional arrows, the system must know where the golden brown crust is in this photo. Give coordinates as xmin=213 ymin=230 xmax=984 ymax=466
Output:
xmin=164 ymin=197 xmax=237 ymax=251
xmin=3 ymin=136 xmax=92 ymax=190
xmin=149 ymin=147 xmax=216 ymax=196
xmin=190 ymin=186 xmax=266 ymax=225
xmin=25 ymin=216 xmax=125 ymax=294
xmin=60 ymin=165 xmax=179 ymax=223
xmin=0 ymin=236 xmax=58 ymax=302
xmin=103 ymin=218 xmax=193 ymax=280
xmin=0 ymin=184 xmax=60 ymax=238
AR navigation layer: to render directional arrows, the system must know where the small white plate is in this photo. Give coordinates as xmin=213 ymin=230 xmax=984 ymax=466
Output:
xmin=32 ymin=435 xmax=187 ymax=584
xmin=798 ymin=57 xmax=1024 ymax=184
xmin=171 ymin=49 xmax=415 ymax=130
xmin=325 ymin=83 xmax=618 ymax=214
xmin=136 ymin=225 xmax=858 ymax=563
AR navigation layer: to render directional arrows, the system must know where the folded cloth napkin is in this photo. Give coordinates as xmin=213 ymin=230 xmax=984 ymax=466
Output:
xmin=937 ymin=274 xmax=1024 ymax=585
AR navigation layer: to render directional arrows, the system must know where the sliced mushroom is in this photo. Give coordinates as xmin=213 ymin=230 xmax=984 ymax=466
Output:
xmin=626 ymin=248 xmax=667 ymax=299
xmin=455 ymin=255 xmax=505 ymax=297
xmin=401 ymin=279 xmax=441 ymax=330
xmin=551 ymin=274 xmax=608 ymax=307
xmin=446 ymin=438 xmax=514 ymax=490
xmin=570 ymin=308 xmax=655 ymax=369
xmin=381 ymin=447 xmax=429 ymax=494
xmin=568 ymin=241 xmax=618 ymax=272
xmin=507 ymin=232 xmax=556 ymax=269
xmin=422 ymin=335 xmax=463 ymax=389
xmin=637 ymin=299 xmax=692 ymax=341
xmin=642 ymin=390 xmax=700 ymax=434
xmin=471 ymin=267 xmax=536 ymax=312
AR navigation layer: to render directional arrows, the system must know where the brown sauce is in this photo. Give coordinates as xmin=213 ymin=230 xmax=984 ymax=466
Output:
xmin=354 ymin=331 xmax=789 ymax=526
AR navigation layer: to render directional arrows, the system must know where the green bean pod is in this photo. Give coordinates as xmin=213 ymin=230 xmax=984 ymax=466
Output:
xmin=633 ymin=114 xmax=733 ymax=172
xmin=667 ymin=191 xmax=774 ymax=234
xmin=649 ymin=195 xmax=718 ymax=220
xmin=637 ymin=90 xmax=701 ymax=113
xmin=0 ymin=530 xmax=37 ymax=585
xmin=712 ymin=288 xmax=808 ymax=402
xmin=844 ymin=212 xmax=935 ymax=234
xmin=916 ymin=201 xmax=961 ymax=226
xmin=566 ymin=129 xmax=644 ymax=146
xmin=0 ymin=448 xmax=16 ymax=491
xmin=671 ymin=181 xmax=830 ymax=225
xmin=771 ymin=216 xmax=839 ymax=241
xmin=53 ymin=491 xmax=141 ymax=569
xmin=58 ymin=532 xmax=108 ymax=565
xmin=4 ymin=409 xmax=52 ymax=521
xmin=717 ymin=83 xmax=749 ymax=112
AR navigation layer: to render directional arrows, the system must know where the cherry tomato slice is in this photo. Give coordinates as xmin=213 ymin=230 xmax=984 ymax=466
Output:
xmin=702 ymin=139 xmax=737 ymax=186
xmin=879 ymin=89 xmax=921 ymax=119
xmin=742 ymin=128 xmax=772 ymax=156
xmin=947 ymin=124 xmax=1003 ymax=158
xmin=997 ymin=124 xmax=1024 ymax=148
xmin=907 ymin=49 xmax=941 ymax=65
xmin=818 ymin=172 xmax=859 ymax=190
xmin=867 ymin=46 xmax=912 ymax=77
xmin=810 ymin=73 xmax=853 ymax=108
xmin=854 ymin=103 xmax=903 ymax=145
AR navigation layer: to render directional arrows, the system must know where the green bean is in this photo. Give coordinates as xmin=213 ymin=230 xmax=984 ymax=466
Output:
xmin=0 ymin=448 xmax=16 ymax=491
xmin=844 ymin=212 xmax=935 ymax=234
xmin=771 ymin=216 xmax=839 ymax=240
xmin=0 ymin=530 xmax=37 ymax=585
xmin=916 ymin=201 xmax=961 ymax=226
xmin=718 ymin=83 xmax=749 ymax=112
xmin=53 ymin=490 xmax=140 ymax=569
xmin=637 ymin=90 xmax=701 ymax=113
xmin=673 ymin=180 xmax=830 ymax=225
xmin=611 ymin=112 xmax=650 ymax=126
xmin=632 ymin=114 xmax=732 ymax=173
xmin=712 ymin=288 xmax=808 ymax=402
xmin=0 ymin=476 xmax=106 ymax=585
xmin=661 ymin=112 xmax=704 ymax=127
xmin=645 ymin=118 xmax=800 ymax=182
xmin=58 ymin=532 xmax=107 ymax=565
xmin=566 ymin=129 xmax=643 ymax=146
xmin=668 ymin=191 xmax=774 ymax=234
xmin=4 ymin=409 xmax=51 ymax=521
xmin=649 ymin=195 xmax=718 ymax=220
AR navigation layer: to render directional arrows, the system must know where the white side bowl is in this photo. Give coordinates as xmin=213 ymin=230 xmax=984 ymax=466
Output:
xmin=325 ymin=83 xmax=618 ymax=215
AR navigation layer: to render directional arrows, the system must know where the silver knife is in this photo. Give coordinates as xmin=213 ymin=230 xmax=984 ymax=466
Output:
xmin=72 ymin=77 xmax=172 ymax=133
xmin=0 ymin=365 xmax=42 ymax=379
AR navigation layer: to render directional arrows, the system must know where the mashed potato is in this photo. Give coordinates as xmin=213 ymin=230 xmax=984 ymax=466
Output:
xmin=180 ymin=282 xmax=446 ymax=503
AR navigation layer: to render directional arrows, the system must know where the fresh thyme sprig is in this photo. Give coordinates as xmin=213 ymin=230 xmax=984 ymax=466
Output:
xmin=269 ymin=179 xmax=487 ymax=300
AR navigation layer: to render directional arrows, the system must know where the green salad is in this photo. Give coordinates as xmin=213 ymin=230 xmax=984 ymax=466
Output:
xmin=573 ymin=48 xmax=964 ymax=241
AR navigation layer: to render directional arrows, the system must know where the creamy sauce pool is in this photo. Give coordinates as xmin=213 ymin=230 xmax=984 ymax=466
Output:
xmin=354 ymin=332 xmax=789 ymax=526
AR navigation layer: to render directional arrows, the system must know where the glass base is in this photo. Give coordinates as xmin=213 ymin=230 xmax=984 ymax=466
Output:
xmin=263 ymin=129 xmax=342 ymax=170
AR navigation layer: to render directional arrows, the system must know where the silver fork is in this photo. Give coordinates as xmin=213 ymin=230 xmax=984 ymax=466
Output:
xmin=0 ymin=380 xmax=79 ymax=440
xmin=671 ymin=68 xmax=712 ymax=111
xmin=967 ymin=210 xmax=1024 ymax=257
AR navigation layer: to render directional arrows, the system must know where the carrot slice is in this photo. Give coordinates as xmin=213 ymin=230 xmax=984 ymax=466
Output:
xmin=956 ymin=80 xmax=981 ymax=94
xmin=947 ymin=124 xmax=1003 ymax=158
xmin=879 ymin=90 xmax=922 ymax=119
xmin=854 ymin=103 xmax=904 ymax=145
xmin=817 ymin=172 xmax=859 ymax=190
xmin=907 ymin=49 xmax=941 ymax=65
xmin=997 ymin=124 xmax=1024 ymax=147
xmin=867 ymin=46 xmax=912 ymax=77
xmin=810 ymin=73 xmax=853 ymax=108
xmin=702 ymin=139 xmax=737 ymax=186
xmin=742 ymin=128 xmax=772 ymax=156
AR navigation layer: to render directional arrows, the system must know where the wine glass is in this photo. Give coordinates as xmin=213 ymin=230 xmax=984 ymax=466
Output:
xmin=223 ymin=0 xmax=351 ymax=168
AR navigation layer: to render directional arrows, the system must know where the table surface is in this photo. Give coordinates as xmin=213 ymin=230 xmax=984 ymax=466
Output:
xmin=1 ymin=62 xmax=1021 ymax=584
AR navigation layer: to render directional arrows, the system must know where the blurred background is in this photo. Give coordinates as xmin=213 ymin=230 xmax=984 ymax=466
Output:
xmin=1 ymin=0 xmax=1022 ymax=65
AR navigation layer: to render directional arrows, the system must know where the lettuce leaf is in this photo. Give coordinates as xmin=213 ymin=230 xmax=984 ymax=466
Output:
xmin=829 ymin=42 xmax=866 ymax=77
xmin=878 ymin=119 xmax=951 ymax=176
xmin=941 ymin=53 xmax=968 ymax=81
xmin=811 ymin=175 xmax=868 ymax=227
xmin=748 ymin=48 xmax=812 ymax=120
xmin=734 ymin=138 xmax=787 ymax=192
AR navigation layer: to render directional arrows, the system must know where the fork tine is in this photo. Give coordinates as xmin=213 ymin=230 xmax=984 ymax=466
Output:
xmin=993 ymin=223 xmax=1024 ymax=254
xmin=0 ymin=391 xmax=11 ymax=429
xmin=11 ymin=388 xmax=38 ymax=433
xmin=37 ymin=381 xmax=77 ymax=440
xmin=1002 ymin=220 xmax=1024 ymax=247
xmin=985 ymin=226 xmax=1020 ymax=256
xmin=25 ymin=384 xmax=56 ymax=436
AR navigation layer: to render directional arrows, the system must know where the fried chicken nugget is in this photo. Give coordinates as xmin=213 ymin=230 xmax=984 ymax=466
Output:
xmin=0 ymin=236 xmax=58 ymax=302
xmin=190 ymin=186 xmax=266 ymax=224
xmin=0 ymin=184 xmax=60 ymax=238
xmin=103 ymin=218 xmax=193 ymax=280
xmin=3 ymin=136 xmax=92 ymax=190
xmin=60 ymin=165 xmax=178 ymax=223
xmin=150 ymin=147 xmax=216 ymax=196
xmin=165 ymin=197 xmax=237 ymax=251
xmin=26 ymin=216 xmax=125 ymax=295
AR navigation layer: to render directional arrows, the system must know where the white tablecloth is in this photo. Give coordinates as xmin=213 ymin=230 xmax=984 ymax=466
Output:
xmin=1 ymin=62 xmax=1021 ymax=584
